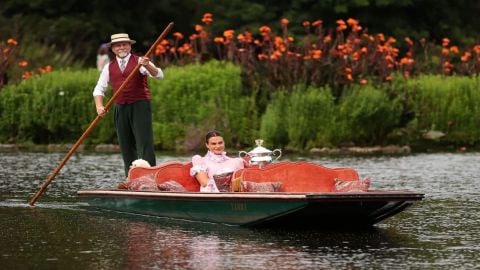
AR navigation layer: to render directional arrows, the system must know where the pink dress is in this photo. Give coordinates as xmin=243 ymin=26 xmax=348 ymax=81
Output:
xmin=190 ymin=151 xmax=244 ymax=192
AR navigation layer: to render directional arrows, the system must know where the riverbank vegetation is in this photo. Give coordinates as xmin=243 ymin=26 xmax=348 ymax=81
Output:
xmin=0 ymin=61 xmax=478 ymax=152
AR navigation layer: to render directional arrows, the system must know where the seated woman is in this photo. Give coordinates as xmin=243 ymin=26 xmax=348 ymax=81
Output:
xmin=190 ymin=130 xmax=245 ymax=192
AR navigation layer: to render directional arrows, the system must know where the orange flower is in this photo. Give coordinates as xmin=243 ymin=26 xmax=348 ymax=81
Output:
xmin=274 ymin=36 xmax=284 ymax=46
xmin=443 ymin=61 xmax=453 ymax=74
xmin=22 ymin=71 xmax=32 ymax=80
xmin=238 ymin=32 xmax=253 ymax=43
xmin=312 ymin=20 xmax=322 ymax=27
xmin=359 ymin=79 xmax=368 ymax=85
xmin=352 ymin=52 xmax=360 ymax=61
xmin=173 ymin=32 xmax=184 ymax=39
xmin=223 ymin=30 xmax=235 ymax=39
xmin=336 ymin=24 xmax=347 ymax=31
xmin=270 ymin=50 xmax=282 ymax=60
xmin=201 ymin=13 xmax=213 ymax=25
xmin=404 ymin=37 xmax=414 ymax=46
xmin=311 ymin=49 xmax=322 ymax=59
xmin=346 ymin=18 xmax=358 ymax=27
xmin=259 ymin=26 xmax=271 ymax=35
xmin=385 ymin=76 xmax=393 ymax=81
xmin=214 ymin=37 xmax=224 ymax=43
xmin=441 ymin=48 xmax=450 ymax=56
xmin=376 ymin=33 xmax=385 ymax=42
xmin=473 ymin=45 xmax=480 ymax=54
xmin=257 ymin=53 xmax=268 ymax=60
xmin=399 ymin=57 xmax=414 ymax=66
xmin=155 ymin=44 xmax=166 ymax=55
xmin=18 ymin=60 xmax=28 ymax=67
xmin=336 ymin=19 xmax=347 ymax=31
xmin=7 ymin=38 xmax=18 ymax=46
xmin=443 ymin=61 xmax=453 ymax=69
xmin=345 ymin=67 xmax=352 ymax=73
xmin=199 ymin=31 xmax=208 ymax=39
xmin=281 ymin=18 xmax=289 ymax=26
xmin=302 ymin=21 xmax=310 ymax=27
xmin=195 ymin=24 xmax=203 ymax=32
xmin=352 ymin=25 xmax=362 ymax=32
xmin=442 ymin=38 xmax=450 ymax=47
xmin=323 ymin=35 xmax=332 ymax=43
xmin=376 ymin=45 xmax=385 ymax=53
xmin=449 ymin=46 xmax=459 ymax=54
xmin=385 ymin=55 xmax=394 ymax=63
xmin=346 ymin=74 xmax=353 ymax=81
xmin=461 ymin=52 xmax=471 ymax=62
xmin=386 ymin=37 xmax=397 ymax=44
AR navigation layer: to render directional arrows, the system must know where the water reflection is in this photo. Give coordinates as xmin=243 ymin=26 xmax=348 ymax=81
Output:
xmin=1 ymin=152 xmax=480 ymax=269
xmin=94 ymin=210 xmax=414 ymax=269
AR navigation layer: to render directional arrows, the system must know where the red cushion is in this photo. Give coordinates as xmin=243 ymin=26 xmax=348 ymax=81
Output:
xmin=332 ymin=178 xmax=371 ymax=192
xmin=127 ymin=174 xmax=158 ymax=191
xmin=242 ymin=181 xmax=282 ymax=192
xmin=213 ymin=172 xmax=233 ymax=192
xmin=158 ymin=180 xmax=187 ymax=192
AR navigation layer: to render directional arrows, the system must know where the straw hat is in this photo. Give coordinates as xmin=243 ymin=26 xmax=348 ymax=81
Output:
xmin=108 ymin=33 xmax=136 ymax=46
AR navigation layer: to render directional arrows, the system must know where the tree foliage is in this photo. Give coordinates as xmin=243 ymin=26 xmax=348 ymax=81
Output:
xmin=1 ymin=0 xmax=479 ymax=68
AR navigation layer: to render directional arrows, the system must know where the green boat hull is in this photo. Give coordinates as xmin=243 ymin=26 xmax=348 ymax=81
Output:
xmin=78 ymin=190 xmax=424 ymax=227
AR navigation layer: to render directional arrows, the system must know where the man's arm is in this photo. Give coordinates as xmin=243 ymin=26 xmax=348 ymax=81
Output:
xmin=139 ymin=56 xmax=163 ymax=79
xmin=94 ymin=95 xmax=106 ymax=117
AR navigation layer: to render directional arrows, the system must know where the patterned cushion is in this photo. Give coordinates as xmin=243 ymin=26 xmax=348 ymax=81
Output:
xmin=332 ymin=178 xmax=371 ymax=192
xmin=158 ymin=180 xmax=187 ymax=192
xmin=127 ymin=174 xmax=158 ymax=191
xmin=213 ymin=172 xmax=233 ymax=192
xmin=241 ymin=181 xmax=282 ymax=192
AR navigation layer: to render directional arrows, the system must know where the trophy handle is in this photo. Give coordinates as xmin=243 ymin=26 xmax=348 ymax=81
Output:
xmin=272 ymin=149 xmax=282 ymax=161
xmin=238 ymin=151 xmax=248 ymax=158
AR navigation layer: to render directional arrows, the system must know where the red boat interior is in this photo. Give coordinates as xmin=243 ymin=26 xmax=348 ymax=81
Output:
xmin=126 ymin=161 xmax=366 ymax=192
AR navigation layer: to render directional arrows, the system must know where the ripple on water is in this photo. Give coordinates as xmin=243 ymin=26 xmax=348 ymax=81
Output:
xmin=1 ymin=152 xmax=480 ymax=269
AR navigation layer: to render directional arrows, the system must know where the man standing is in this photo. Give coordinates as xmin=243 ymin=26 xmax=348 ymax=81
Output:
xmin=93 ymin=33 xmax=163 ymax=176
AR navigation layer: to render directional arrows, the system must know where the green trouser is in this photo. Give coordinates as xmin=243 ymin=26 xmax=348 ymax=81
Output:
xmin=114 ymin=100 xmax=156 ymax=176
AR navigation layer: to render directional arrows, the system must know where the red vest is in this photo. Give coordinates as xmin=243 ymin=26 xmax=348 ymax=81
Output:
xmin=109 ymin=55 xmax=151 ymax=104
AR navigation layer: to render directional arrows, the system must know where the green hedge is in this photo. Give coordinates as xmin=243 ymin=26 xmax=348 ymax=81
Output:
xmin=0 ymin=68 xmax=108 ymax=144
xmin=402 ymin=75 xmax=480 ymax=145
xmin=0 ymin=61 xmax=255 ymax=150
xmin=259 ymin=85 xmax=403 ymax=149
xmin=0 ymin=61 xmax=479 ymax=151
xmin=150 ymin=61 xmax=256 ymax=151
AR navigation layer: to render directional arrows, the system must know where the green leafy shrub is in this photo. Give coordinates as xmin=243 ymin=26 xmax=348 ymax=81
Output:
xmin=1 ymin=63 xmax=479 ymax=151
xmin=336 ymin=86 xmax=402 ymax=145
xmin=259 ymin=91 xmax=289 ymax=148
xmin=286 ymin=85 xmax=337 ymax=150
xmin=405 ymin=75 xmax=480 ymax=144
xmin=260 ymin=86 xmax=337 ymax=150
xmin=0 ymin=69 xmax=104 ymax=144
xmin=151 ymin=60 xmax=255 ymax=151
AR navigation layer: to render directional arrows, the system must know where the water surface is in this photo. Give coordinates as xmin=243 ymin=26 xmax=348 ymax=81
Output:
xmin=1 ymin=152 xmax=479 ymax=269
